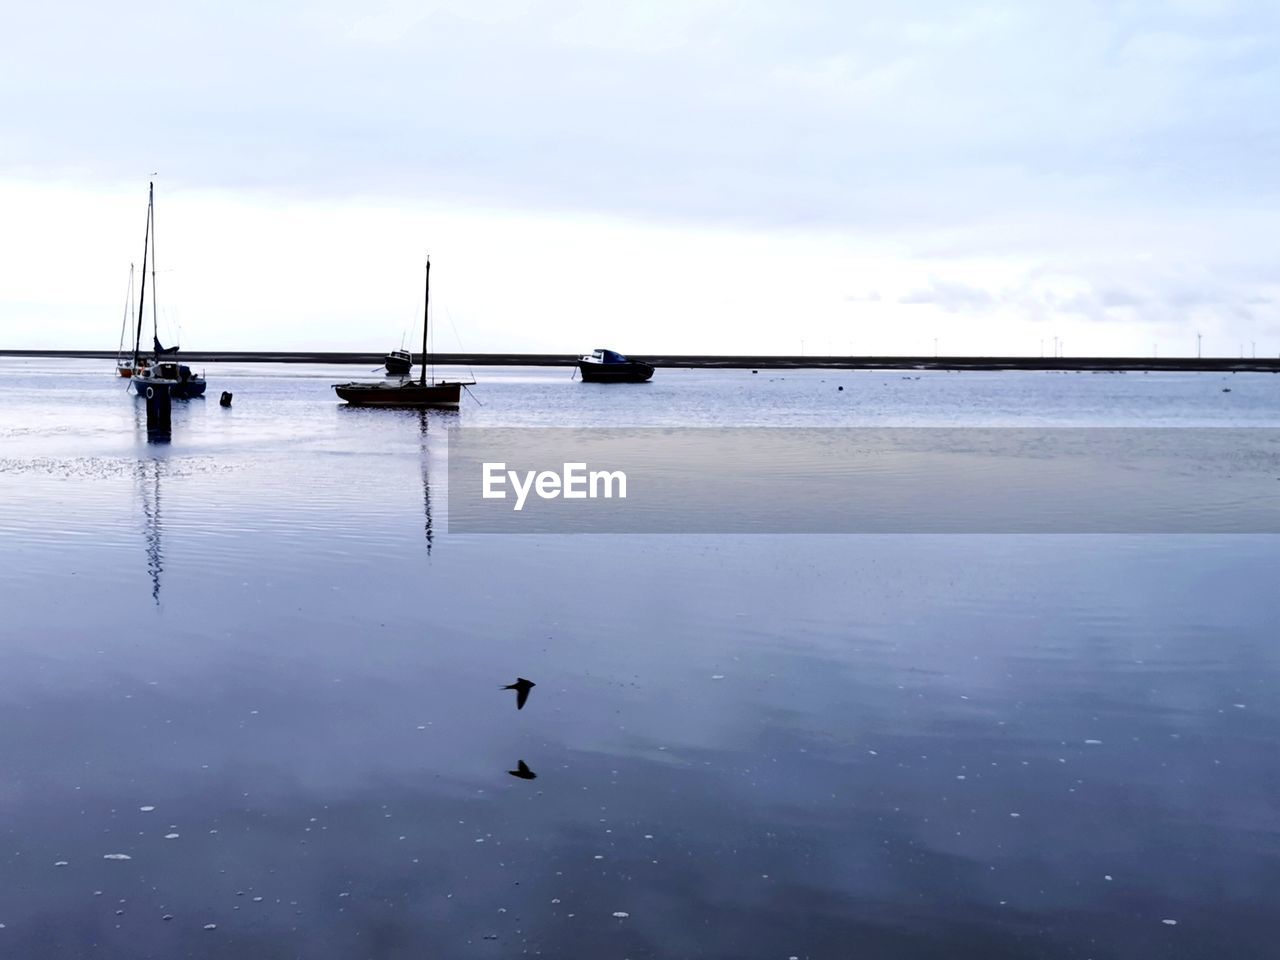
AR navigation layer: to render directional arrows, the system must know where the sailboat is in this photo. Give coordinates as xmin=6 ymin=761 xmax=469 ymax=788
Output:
xmin=129 ymin=181 xmax=207 ymax=399
xmin=333 ymin=257 xmax=474 ymax=407
xmin=115 ymin=264 xmax=136 ymax=377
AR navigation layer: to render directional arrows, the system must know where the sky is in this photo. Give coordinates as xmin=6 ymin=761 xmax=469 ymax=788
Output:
xmin=1 ymin=0 xmax=1277 ymax=355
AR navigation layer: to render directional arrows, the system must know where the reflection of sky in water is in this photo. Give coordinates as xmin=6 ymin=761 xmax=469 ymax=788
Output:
xmin=447 ymin=427 xmax=1280 ymax=532
xmin=1 ymin=360 xmax=1277 ymax=957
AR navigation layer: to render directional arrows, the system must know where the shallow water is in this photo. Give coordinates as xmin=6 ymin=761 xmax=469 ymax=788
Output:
xmin=1 ymin=358 xmax=1277 ymax=958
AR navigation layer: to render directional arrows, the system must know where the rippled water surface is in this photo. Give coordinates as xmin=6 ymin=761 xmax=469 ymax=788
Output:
xmin=1 ymin=358 xmax=1278 ymax=958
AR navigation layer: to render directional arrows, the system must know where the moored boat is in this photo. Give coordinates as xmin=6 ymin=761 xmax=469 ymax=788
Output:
xmin=127 ymin=181 xmax=208 ymax=400
xmin=384 ymin=348 xmax=413 ymax=375
xmin=133 ymin=357 xmax=208 ymax=399
xmin=334 ymin=379 xmax=463 ymax=407
xmin=334 ymin=257 xmax=474 ymax=408
xmin=577 ymin=348 xmax=654 ymax=382
xmin=115 ymin=264 xmax=136 ymax=377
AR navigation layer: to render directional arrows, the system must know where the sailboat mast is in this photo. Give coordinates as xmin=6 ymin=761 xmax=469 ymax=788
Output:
xmin=118 ymin=263 xmax=134 ymax=359
xmin=132 ymin=182 xmax=152 ymax=366
xmin=128 ymin=264 xmax=135 ymax=349
xmin=420 ymin=257 xmax=430 ymax=386
xmin=149 ymin=189 xmax=159 ymax=358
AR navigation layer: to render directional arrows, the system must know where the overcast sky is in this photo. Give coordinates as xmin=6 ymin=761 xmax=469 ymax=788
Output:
xmin=2 ymin=0 xmax=1277 ymax=355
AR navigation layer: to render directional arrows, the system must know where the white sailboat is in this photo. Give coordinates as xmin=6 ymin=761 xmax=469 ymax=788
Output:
xmin=115 ymin=263 xmax=136 ymax=377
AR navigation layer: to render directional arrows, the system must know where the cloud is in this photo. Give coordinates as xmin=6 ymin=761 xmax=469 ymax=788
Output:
xmin=1 ymin=2 xmax=1278 ymax=353
xmin=2 ymin=1 xmax=1277 ymax=231
xmin=1097 ymin=288 xmax=1146 ymax=308
xmin=899 ymin=280 xmax=995 ymax=312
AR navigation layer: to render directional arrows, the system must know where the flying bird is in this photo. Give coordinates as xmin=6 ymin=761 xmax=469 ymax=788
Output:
xmin=502 ymin=677 xmax=535 ymax=710
xmin=508 ymin=760 xmax=537 ymax=780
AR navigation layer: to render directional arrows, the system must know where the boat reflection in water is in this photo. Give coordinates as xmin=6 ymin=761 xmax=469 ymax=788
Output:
xmin=419 ymin=410 xmax=434 ymax=554
xmin=417 ymin=408 xmax=458 ymax=556
xmin=136 ymin=458 xmax=165 ymax=605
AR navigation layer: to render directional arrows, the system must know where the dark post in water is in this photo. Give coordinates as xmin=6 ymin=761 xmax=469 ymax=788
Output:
xmin=145 ymin=382 xmax=171 ymax=433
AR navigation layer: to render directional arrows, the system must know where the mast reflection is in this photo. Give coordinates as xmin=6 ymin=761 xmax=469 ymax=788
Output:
xmin=418 ymin=410 xmax=433 ymax=555
xmin=137 ymin=458 xmax=164 ymax=605
xmin=417 ymin=408 xmax=459 ymax=554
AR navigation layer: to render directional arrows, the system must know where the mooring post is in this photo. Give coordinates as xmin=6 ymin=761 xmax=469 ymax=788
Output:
xmin=220 ymin=391 xmax=233 ymax=407
xmin=145 ymin=382 xmax=171 ymax=432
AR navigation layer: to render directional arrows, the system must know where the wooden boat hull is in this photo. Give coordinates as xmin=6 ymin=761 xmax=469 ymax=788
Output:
xmin=116 ymin=365 xmax=134 ymax=378
xmin=578 ymin=361 xmax=654 ymax=382
xmin=384 ymin=354 xmax=413 ymax=375
xmin=333 ymin=381 xmax=467 ymax=408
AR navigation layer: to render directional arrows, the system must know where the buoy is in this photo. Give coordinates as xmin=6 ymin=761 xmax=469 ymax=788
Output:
xmin=220 ymin=391 xmax=233 ymax=407
xmin=838 ymin=386 xmax=844 ymax=391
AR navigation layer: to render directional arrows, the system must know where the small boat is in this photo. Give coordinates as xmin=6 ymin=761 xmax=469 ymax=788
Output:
xmin=384 ymin=348 xmax=413 ymax=375
xmin=115 ymin=264 xmax=136 ymax=377
xmin=133 ymin=356 xmax=208 ymax=399
xmin=128 ymin=181 xmax=208 ymax=399
xmin=334 ymin=257 xmax=474 ymax=408
xmin=577 ymin=348 xmax=654 ymax=383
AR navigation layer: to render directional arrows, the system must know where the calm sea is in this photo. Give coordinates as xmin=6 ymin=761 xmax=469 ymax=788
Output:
xmin=1 ymin=358 xmax=1277 ymax=958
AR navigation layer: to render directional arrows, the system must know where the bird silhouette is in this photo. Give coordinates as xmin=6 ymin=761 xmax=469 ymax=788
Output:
xmin=508 ymin=760 xmax=537 ymax=780
xmin=502 ymin=677 xmax=535 ymax=710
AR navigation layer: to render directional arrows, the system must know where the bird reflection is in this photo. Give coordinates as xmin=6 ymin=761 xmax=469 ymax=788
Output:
xmin=503 ymin=677 xmax=535 ymax=710
xmin=137 ymin=459 xmax=164 ymax=605
xmin=508 ymin=760 xmax=537 ymax=780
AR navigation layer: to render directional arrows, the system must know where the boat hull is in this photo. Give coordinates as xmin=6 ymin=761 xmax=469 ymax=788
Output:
xmin=116 ymin=364 xmax=134 ymax=378
xmin=578 ymin=361 xmax=654 ymax=382
xmin=334 ymin=381 xmax=468 ymax=408
xmin=132 ymin=376 xmax=207 ymax=399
